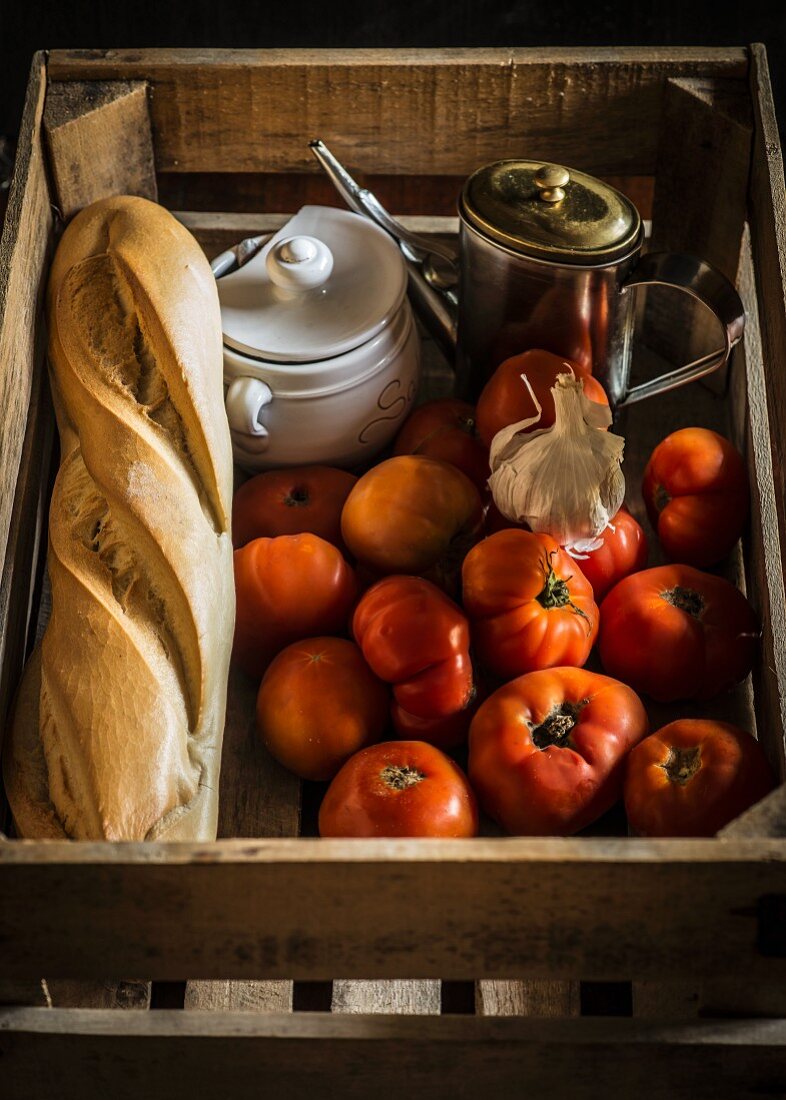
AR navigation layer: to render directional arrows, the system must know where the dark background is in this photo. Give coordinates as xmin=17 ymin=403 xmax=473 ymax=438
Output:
xmin=2 ymin=0 xmax=785 ymax=139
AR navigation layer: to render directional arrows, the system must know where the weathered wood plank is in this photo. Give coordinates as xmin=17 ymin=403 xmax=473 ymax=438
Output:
xmin=183 ymin=665 xmax=301 ymax=1013
xmin=747 ymin=44 xmax=786 ymax=617
xmin=48 ymin=48 xmax=748 ymax=177
xmin=476 ymin=980 xmax=580 ymax=1017
xmin=2 ymin=1010 xmax=785 ymax=1100
xmin=0 ymin=53 xmax=52 ymax=706
xmin=331 ymin=980 xmax=441 ymax=1015
xmin=43 ymin=81 xmax=157 ymax=220
xmin=1 ymin=839 xmax=785 ymax=983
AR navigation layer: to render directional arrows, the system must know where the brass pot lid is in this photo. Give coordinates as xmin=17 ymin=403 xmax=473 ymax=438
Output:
xmin=459 ymin=160 xmax=642 ymax=265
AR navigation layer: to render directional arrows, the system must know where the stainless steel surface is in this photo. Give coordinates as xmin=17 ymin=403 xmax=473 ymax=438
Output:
xmin=618 ymin=252 xmax=745 ymax=406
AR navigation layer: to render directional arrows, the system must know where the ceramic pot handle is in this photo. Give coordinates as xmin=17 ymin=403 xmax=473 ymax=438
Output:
xmin=225 ymin=377 xmax=273 ymax=444
xmin=619 ymin=252 xmax=745 ymax=407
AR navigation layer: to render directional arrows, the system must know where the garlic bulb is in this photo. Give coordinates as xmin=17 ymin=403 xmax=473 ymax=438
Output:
xmin=488 ymin=371 xmax=625 ymax=552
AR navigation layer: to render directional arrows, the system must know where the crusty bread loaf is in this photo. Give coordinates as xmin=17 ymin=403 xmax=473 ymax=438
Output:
xmin=4 ymin=195 xmax=234 ymax=840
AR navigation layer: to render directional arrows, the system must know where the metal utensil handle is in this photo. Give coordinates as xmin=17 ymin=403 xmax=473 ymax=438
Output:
xmin=620 ymin=252 xmax=745 ymax=407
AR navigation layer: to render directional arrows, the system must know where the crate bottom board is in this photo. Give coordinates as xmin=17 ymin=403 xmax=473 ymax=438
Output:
xmin=1 ymin=1009 xmax=785 ymax=1100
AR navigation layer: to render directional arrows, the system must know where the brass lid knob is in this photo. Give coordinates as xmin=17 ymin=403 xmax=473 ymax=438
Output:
xmin=534 ymin=164 xmax=570 ymax=203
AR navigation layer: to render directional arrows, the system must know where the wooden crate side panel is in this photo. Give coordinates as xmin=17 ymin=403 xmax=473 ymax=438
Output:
xmin=44 ymin=81 xmax=157 ymax=219
xmin=0 ymin=52 xmax=53 ymax=725
xmin=1 ymin=839 xmax=785 ymax=984
xmin=747 ymin=45 xmax=786 ymax=619
xmin=48 ymin=48 xmax=748 ymax=177
xmin=1 ymin=1010 xmax=785 ymax=1100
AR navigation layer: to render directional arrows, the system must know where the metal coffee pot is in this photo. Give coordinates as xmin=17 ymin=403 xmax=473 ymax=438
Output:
xmin=312 ymin=142 xmax=744 ymax=409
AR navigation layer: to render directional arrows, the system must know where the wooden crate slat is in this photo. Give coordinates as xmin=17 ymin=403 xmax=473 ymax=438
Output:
xmin=2 ymin=1009 xmax=785 ymax=1100
xmin=183 ymin=665 xmax=300 ymax=1013
xmin=0 ymin=51 xmax=52 ymax=716
xmin=1 ymin=838 xmax=785 ymax=983
xmin=48 ymin=48 xmax=748 ymax=177
xmin=43 ymin=81 xmax=157 ymax=220
xmin=331 ymin=980 xmax=441 ymax=1015
xmin=476 ymin=980 xmax=580 ymax=1017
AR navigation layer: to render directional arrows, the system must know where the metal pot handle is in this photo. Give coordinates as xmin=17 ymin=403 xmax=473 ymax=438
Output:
xmin=619 ymin=252 xmax=745 ymax=407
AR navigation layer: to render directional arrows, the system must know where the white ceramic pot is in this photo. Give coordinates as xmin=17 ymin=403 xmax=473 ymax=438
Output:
xmin=217 ymin=206 xmax=421 ymax=471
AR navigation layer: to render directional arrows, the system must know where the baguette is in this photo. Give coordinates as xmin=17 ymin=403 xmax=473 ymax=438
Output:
xmin=4 ymin=196 xmax=234 ymax=840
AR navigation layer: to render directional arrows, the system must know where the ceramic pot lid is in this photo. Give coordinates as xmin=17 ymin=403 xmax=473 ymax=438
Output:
xmin=217 ymin=205 xmax=408 ymax=363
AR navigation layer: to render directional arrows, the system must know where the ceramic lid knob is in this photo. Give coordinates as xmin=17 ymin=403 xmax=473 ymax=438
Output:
xmin=266 ymin=235 xmax=334 ymax=291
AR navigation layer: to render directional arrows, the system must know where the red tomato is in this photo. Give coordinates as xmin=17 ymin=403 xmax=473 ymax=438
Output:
xmin=469 ymin=667 xmax=649 ymax=835
xmin=572 ymin=508 xmax=649 ymax=601
xmin=476 ymin=349 xmax=608 ymax=448
xmin=462 ymin=529 xmax=599 ymax=680
xmin=642 ymin=428 xmax=749 ymax=567
xmin=341 ymin=455 xmax=482 ymax=582
xmin=624 ymin=719 xmax=776 ymax=836
xmin=233 ymin=534 xmax=357 ymax=679
xmin=352 ymin=575 xmax=474 ymax=720
xmin=393 ymin=398 xmax=490 ymax=494
xmin=318 ymin=741 xmax=478 ymax=837
xmin=255 ymin=637 xmax=389 ymax=781
xmin=599 ymin=564 xmax=759 ymax=702
xmin=390 ymin=681 xmax=483 ymax=751
xmin=232 ymin=465 xmax=357 ymax=551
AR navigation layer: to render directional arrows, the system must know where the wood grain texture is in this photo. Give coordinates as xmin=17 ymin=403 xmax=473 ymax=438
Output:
xmin=159 ymin=171 xmax=655 ymax=219
xmin=331 ymin=980 xmax=441 ymax=1015
xmin=47 ymin=48 xmax=748 ymax=176
xmin=0 ymin=53 xmax=52 ymax=699
xmin=747 ymin=44 xmax=786 ymax=621
xmin=183 ymin=659 xmax=300 ymax=1012
xmin=475 ymin=980 xmax=580 ymax=1017
xmin=1 ymin=838 xmax=785 ymax=983
xmin=2 ymin=1010 xmax=785 ymax=1100
xmin=44 ymin=82 xmax=157 ymax=220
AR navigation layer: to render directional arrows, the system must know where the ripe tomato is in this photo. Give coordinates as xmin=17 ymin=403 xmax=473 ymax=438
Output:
xmin=232 ymin=465 xmax=357 ymax=551
xmin=462 ymin=529 xmax=599 ymax=680
xmin=393 ymin=398 xmax=490 ymax=494
xmin=256 ymin=637 xmax=389 ymax=781
xmin=599 ymin=564 xmax=759 ymax=702
xmin=390 ymin=680 xmax=483 ymax=751
xmin=318 ymin=741 xmax=478 ymax=837
xmin=571 ymin=507 xmax=648 ymax=601
xmin=642 ymin=428 xmax=749 ymax=567
xmin=353 ymin=575 xmax=474 ymax=720
xmin=469 ymin=667 xmax=648 ymax=835
xmin=624 ymin=719 xmax=776 ymax=836
xmin=475 ymin=349 xmax=608 ymax=448
xmin=233 ymin=533 xmax=357 ymax=679
xmin=341 ymin=455 xmax=482 ymax=583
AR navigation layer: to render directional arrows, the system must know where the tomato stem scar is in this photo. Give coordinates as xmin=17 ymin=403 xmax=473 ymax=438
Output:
xmin=531 ymin=699 xmax=588 ymax=749
xmin=661 ymin=586 xmax=705 ymax=618
xmin=537 ymin=552 xmax=590 ymax=628
xmin=661 ymin=744 xmax=702 ymax=784
xmin=285 ymin=486 xmax=310 ymax=506
xmin=381 ymin=764 xmax=426 ymax=790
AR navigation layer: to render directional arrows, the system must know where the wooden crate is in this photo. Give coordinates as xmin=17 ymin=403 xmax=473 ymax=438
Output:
xmin=1 ymin=47 xmax=786 ymax=1098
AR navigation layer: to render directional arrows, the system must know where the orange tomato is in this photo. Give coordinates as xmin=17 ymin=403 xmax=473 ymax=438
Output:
xmin=318 ymin=740 xmax=479 ymax=838
xmin=462 ymin=529 xmax=599 ymax=680
xmin=341 ymin=455 xmax=483 ymax=583
xmin=469 ymin=667 xmax=648 ymax=835
xmin=642 ymin=428 xmax=749 ymax=567
xmin=233 ymin=533 xmax=357 ymax=679
xmin=353 ymin=575 xmax=474 ymax=720
xmin=476 ymin=349 xmax=608 ymax=448
xmin=256 ymin=637 xmax=389 ymax=781
xmin=232 ymin=465 xmax=357 ymax=551
xmin=393 ymin=398 xmax=490 ymax=494
xmin=624 ymin=719 xmax=776 ymax=836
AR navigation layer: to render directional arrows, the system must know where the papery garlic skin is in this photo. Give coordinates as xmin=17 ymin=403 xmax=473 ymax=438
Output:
xmin=488 ymin=372 xmax=625 ymax=551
